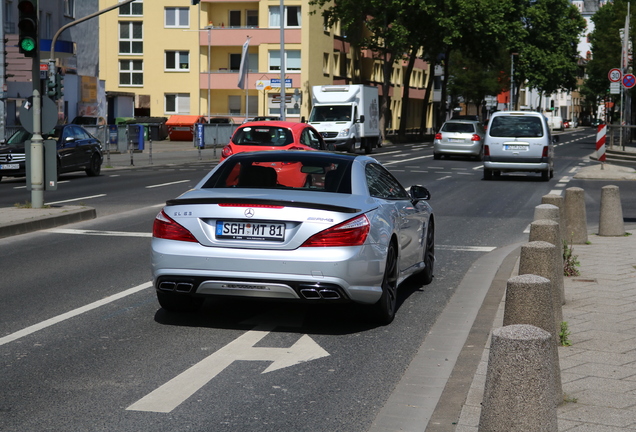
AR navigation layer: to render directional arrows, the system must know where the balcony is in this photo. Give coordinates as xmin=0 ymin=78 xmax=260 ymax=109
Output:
xmin=200 ymin=27 xmax=301 ymax=46
xmin=200 ymin=71 xmax=300 ymax=90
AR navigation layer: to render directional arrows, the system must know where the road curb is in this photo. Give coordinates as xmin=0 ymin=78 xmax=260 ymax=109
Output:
xmin=0 ymin=206 xmax=96 ymax=239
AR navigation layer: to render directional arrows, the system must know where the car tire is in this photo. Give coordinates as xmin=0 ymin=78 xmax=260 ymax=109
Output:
xmin=483 ymin=168 xmax=493 ymax=180
xmin=541 ymin=170 xmax=550 ymax=181
xmin=346 ymin=139 xmax=356 ymax=153
xmin=433 ymin=153 xmax=441 ymax=160
xmin=85 ymin=153 xmax=101 ymax=176
xmin=157 ymin=291 xmax=204 ymax=313
xmin=370 ymin=242 xmax=398 ymax=325
xmin=418 ymin=218 xmax=435 ymax=285
xmin=364 ymin=138 xmax=373 ymax=154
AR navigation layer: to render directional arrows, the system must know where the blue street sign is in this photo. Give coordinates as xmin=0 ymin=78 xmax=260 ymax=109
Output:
xmin=270 ymin=78 xmax=292 ymax=88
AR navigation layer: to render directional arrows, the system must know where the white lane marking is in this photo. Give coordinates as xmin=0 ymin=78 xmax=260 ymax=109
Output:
xmin=568 ymin=167 xmax=578 ymax=173
xmin=437 ymin=245 xmax=497 ymax=252
xmin=473 ymin=165 xmax=483 ymax=170
xmin=0 ymin=281 xmax=153 ymax=347
xmin=383 ymin=155 xmax=433 ymax=165
xmin=127 ymin=326 xmax=330 ymax=413
xmin=457 ymin=172 xmax=474 ymax=175
xmin=45 ymin=194 xmax=106 ymax=205
xmin=437 ymin=176 xmax=452 ymax=180
xmin=377 ymin=150 xmax=402 ymax=156
xmin=145 ymin=180 xmax=190 ymax=189
xmin=46 ymin=228 xmax=151 ymax=237
xmin=559 ymin=176 xmax=571 ymax=182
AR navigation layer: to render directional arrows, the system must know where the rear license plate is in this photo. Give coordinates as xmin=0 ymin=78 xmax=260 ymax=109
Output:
xmin=0 ymin=164 xmax=19 ymax=170
xmin=504 ymin=145 xmax=528 ymax=151
xmin=216 ymin=220 xmax=285 ymax=241
xmin=447 ymin=138 xmax=464 ymax=143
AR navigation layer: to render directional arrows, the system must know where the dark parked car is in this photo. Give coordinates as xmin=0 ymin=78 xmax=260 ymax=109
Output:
xmin=0 ymin=125 xmax=103 ymax=181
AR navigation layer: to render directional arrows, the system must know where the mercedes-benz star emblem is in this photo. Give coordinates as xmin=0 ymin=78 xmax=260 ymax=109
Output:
xmin=244 ymin=208 xmax=255 ymax=218
xmin=6 ymin=153 xmax=12 ymax=162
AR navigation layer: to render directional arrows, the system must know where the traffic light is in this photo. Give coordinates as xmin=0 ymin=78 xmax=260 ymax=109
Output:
xmin=56 ymin=71 xmax=64 ymax=99
xmin=46 ymin=68 xmax=57 ymax=99
xmin=17 ymin=0 xmax=38 ymax=58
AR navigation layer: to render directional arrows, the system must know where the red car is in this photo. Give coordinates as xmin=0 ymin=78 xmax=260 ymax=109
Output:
xmin=221 ymin=121 xmax=333 ymax=187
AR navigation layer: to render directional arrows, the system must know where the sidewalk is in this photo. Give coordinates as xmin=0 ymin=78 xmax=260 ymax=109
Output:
xmin=453 ymin=228 xmax=636 ymax=431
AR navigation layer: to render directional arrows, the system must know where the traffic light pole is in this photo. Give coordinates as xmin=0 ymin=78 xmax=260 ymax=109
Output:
xmin=30 ymin=89 xmax=44 ymax=208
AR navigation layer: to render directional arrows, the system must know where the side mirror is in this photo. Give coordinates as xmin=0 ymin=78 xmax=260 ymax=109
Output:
xmin=358 ymin=115 xmax=365 ymax=124
xmin=410 ymin=185 xmax=431 ymax=201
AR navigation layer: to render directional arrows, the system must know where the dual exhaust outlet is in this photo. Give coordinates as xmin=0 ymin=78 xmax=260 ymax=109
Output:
xmin=300 ymin=288 xmax=341 ymax=300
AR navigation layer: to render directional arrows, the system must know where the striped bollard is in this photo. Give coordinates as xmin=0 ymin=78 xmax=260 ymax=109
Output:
xmin=596 ymin=124 xmax=607 ymax=162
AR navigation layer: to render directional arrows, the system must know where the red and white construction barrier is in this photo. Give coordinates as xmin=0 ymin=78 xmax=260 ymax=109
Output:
xmin=596 ymin=124 xmax=607 ymax=162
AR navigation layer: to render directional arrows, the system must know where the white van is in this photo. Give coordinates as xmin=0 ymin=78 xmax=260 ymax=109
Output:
xmin=483 ymin=111 xmax=558 ymax=181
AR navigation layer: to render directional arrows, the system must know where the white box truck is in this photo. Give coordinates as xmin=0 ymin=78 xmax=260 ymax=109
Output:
xmin=308 ymin=85 xmax=380 ymax=154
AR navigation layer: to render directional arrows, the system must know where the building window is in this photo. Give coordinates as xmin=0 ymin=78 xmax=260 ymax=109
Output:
xmin=119 ymin=0 xmax=143 ymax=16
xmin=165 ymin=93 xmax=190 ymax=114
xmin=165 ymin=7 xmax=189 ymax=28
xmin=44 ymin=13 xmax=52 ymax=38
xmin=229 ymin=10 xmax=241 ymax=27
xmin=229 ymin=53 xmax=241 ymax=71
xmin=165 ymin=51 xmax=189 ymax=71
xmin=269 ymin=50 xmax=301 ymax=72
xmin=229 ymin=95 xmax=241 ymax=115
xmin=246 ymin=10 xmax=258 ymax=27
xmin=119 ymin=21 xmax=143 ymax=54
xmin=64 ymin=0 xmax=75 ymax=18
xmin=323 ymin=53 xmax=330 ymax=76
xmin=268 ymin=6 xmax=301 ymax=28
xmin=119 ymin=60 xmax=143 ymax=86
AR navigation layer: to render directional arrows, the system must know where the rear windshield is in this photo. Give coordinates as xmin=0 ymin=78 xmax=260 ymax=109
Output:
xmin=441 ymin=122 xmax=475 ymax=133
xmin=489 ymin=115 xmax=544 ymax=138
xmin=203 ymin=153 xmax=353 ymax=194
xmin=232 ymin=126 xmax=293 ymax=146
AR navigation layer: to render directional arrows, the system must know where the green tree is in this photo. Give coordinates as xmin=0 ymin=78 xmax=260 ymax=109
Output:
xmin=511 ymin=0 xmax=586 ymax=101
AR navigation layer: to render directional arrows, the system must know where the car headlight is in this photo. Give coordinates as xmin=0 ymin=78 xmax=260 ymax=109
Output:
xmin=337 ymin=128 xmax=350 ymax=137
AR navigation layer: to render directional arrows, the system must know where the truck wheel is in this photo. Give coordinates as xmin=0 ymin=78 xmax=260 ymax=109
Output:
xmin=346 ymin=139 xmax=356 ymax=153
xmin=364 ymin=138 xmax=373 ymax=154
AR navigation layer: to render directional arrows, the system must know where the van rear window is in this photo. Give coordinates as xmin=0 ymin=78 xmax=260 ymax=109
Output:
xmin=489 ymin=116 xmax=544 ymax=138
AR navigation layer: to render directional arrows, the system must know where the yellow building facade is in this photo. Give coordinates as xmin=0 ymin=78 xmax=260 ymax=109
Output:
xmin=99 ymin=0 xmax=431 ymax=132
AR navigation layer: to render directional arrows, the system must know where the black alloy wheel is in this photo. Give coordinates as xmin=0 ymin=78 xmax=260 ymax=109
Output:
xmin=371 ymin=242 xmax=399 ymax=325
xmin=419 ymin=218 xmax=435 ymax=285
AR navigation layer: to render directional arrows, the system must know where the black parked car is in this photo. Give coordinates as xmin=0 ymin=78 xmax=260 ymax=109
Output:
xmin=0 ymin=124 xmax=103 ymax=181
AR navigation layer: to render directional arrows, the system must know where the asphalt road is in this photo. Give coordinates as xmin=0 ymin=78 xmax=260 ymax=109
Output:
xmin=1 ymin=128 xmax=634 ymax=431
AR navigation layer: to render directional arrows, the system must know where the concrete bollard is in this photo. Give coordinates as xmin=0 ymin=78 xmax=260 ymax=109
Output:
xmin=519 ymin=241 xmax=563 ymax=331
xmin=529 ymin=219 xmax=565 ymax=305
xmin=599 ymin=185 xmax=625 ymax=236
xmin=541 ymin=194 xmax=566 ymax=243
xmin=478 ymin=325 xmax=558 ymax=432
xmin=503 ymin=275 xmax=562 ymax=405
xmin=564 ymin=187 xmax=588 ymax=244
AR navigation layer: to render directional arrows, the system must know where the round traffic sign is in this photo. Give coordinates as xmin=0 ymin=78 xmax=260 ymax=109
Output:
xmin=623 ymin=73 xmax=636 ymax=88
xmin=609 ymin=68 xmax=622 ymax=82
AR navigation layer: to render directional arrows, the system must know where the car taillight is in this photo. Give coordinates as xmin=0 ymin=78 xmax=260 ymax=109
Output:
xmin=221 ymin=146 xmax=233 ymax=159
xmin=471 ymin=134 xmax=480 ymax=141
xmin=153 ymin=210 xmax=198 ymax=243
xmin=301 ymin=214 xmax=370 ymax=247
xmin=484 ymin=145 xmax=490 ymax=156
xmin=542 ymin=146 xmax=549 ymax=157
xmin=435 ymin=133 xmax=442 ymax=140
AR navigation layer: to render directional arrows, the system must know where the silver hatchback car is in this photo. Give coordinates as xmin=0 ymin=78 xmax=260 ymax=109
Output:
xmin=433 ymin=120 xmax=485 ymax=160
xmin=483 ymin=111 xmax=557 ymax=181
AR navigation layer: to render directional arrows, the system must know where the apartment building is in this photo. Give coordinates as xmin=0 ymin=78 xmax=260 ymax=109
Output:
xmin=98 ymin=0 xmax=431 ymax=132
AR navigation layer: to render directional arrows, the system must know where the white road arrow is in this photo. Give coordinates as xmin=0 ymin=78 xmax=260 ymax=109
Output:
xmin=127 ymin=326 xmax=330 ymax=413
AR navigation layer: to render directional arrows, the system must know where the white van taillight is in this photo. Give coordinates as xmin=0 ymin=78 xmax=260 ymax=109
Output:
xmin=542 ymin=146 xmax=549 ymax=157
xmin=484 ymin=145 xmax=490 ymax=156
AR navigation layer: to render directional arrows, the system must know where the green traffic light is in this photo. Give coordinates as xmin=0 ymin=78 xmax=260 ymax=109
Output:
xmin=19 ymin=37 xmax=35 ymax=52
